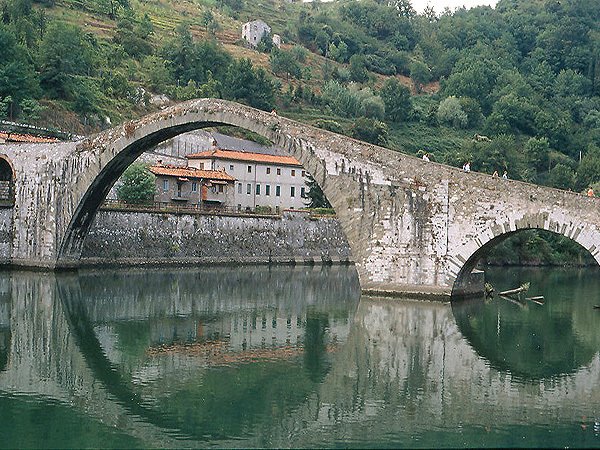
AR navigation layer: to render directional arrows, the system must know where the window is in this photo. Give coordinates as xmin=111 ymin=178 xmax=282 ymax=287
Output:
xmin=266 ymin=167 xmax=271 ymax=174
xmin=302 ymin=170 xmax=306 ymax=177
xmin=238 ymin=183 xmax=242 ymax=194
xmin=291 ymin=169 xmax=296 ymax=176
xmin=218 ymin=185 xmax=224 ymax=193
xmin=276 ymin=168 xmax=281 ymax=175
xmin=192 ymin=182 xmax=197 ymax=192
xmin=256 ymin=184 xmax=261 ymax=195
xmin=247 ymin=183 xmax=251 ymax=194
xmin=211 ymin=186 xmax=217 ymax=193
xmin=301 ymin=187 xmax=306 ymax=198
xmin=162 ymin=179 xmax=169 ymax=192
xmin=265 ymin=185 xmax=270 ymax=196
xmin=247 ymin=165 xmax=252 ymax=173
xmin=275 ymin=185 xmax=281 ymax=197
xmin=291 ymin=186 xmax=295 ymax=197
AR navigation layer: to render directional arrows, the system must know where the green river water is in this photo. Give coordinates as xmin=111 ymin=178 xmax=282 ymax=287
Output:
xmin=0 ymin=265 xmax=599 ymax=448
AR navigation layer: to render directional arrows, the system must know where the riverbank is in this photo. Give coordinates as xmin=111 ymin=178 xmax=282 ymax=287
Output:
xmin=82 ymin=209 xmax=352 ymax=266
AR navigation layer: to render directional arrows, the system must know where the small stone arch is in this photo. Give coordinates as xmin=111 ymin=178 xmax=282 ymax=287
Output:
xmin=0 ymin=155 xmax=15 ymax=207
xmin=450 ymin=214 xmax=600 ymax=295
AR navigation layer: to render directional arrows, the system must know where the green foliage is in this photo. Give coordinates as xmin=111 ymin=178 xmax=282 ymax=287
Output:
xmin=0 ymin=24 xmax=39 ymax=119
xmin=256 ymin=30 xmax=273 ymax=53
xmin=222 ymin=58 xmax=275 ymax=111
xmin=524 ymin=137 xmax=550 ymax=172
xmin=328 ymin=40 xmax=348 ymax=63
xmin=351 ymin=117 xmax=388 ymax=146
xmin=117 ymin=163 xmax=156 ymax=204
xmin=348 ymin=54 xmax=368 ymax=83
xmin=458 ymin=97 xmax=483 ymax=128
xmin=443 ymin=57 xmax=500 ymax=113
xmin=409 ymin=60 xmax=431 ymax=93
xmin=38 ymin=21 xmax=95 ymax=99
xmin=436 ymin=96 xmax=468 ymax=128
xmin=270 ymin=48 xmax=302 ymax=79
xmin=321 ymin=81 xmax=384 ymax=119
xmin=576 ymin=145 xmax=600 ymax=191
xmin=486 ymin=230 xmax=595 ymax=266
xmin=548 ymin=163 xmax=575 ymax=190
xmin=380 ymin=78 xmax=411 ymax=122
xmin=315 ymin=119 xmax=343 ymax=134
xmin=305 ymin=174 xmax=331 ymax=208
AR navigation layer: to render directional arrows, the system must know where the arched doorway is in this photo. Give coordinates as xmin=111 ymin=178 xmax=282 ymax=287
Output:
xmin=0 ymin=156 xmax=15 ymax=207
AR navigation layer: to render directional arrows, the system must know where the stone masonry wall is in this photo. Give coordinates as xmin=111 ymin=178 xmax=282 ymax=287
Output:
xmin=0 ymin=208 xmax=12 ymax=263
xmin=81 ymin=210 xmax=351 ymax=266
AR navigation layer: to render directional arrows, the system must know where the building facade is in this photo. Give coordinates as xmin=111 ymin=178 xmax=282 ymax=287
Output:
xmin=148 ymin=164 xmax=236 ymax=207
xmin=186 ymin=150 xmax=309 ymax=212
xmin=241 ymin=20 xmax=271 ymax=48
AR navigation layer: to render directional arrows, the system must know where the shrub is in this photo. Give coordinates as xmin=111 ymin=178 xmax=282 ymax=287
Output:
xmin=117 ymin=163 xmax=156 ymax=204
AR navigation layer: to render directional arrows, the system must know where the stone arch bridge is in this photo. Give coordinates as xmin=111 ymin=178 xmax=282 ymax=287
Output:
xmin=1 ymin=98 xmax=599 ymax=296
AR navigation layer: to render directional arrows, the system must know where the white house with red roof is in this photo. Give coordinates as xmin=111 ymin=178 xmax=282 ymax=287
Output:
xmin=186 ymin=149 xmax=309 ymax=211
xmin=148 ymin=164 xmax=236 ymax=207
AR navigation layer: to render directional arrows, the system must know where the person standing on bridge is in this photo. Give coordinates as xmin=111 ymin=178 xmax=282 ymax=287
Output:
xmin=463 ymin=162 xmax=471 ymax=172
xmin=422 ymin=153 xmax=430 ymax=162
xmin=588 ymin=187 xmax=594 ymax=197
xmin=502 ymin=170 xmax=508 ymax=179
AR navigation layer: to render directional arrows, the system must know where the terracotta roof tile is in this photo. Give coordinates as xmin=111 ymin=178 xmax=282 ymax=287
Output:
xmin=0 ymin=132 xmax=59 ymax=143
xmin=149 ymin=164 xmax=236 ymax=181
xmin=186 ymin=149 xmax=302 ymax=167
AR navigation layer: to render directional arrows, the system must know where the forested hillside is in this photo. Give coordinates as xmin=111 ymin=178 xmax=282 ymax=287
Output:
xmin=1 ymin=0 xmax=599 ymax=195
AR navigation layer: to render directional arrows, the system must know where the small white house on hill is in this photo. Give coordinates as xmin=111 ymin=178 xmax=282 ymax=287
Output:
xmin=242 ymin=19 xmax=271 ymax=47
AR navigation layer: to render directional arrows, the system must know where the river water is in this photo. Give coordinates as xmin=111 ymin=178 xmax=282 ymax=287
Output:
xmin=0 ymin=265 xmax=599 ymax=448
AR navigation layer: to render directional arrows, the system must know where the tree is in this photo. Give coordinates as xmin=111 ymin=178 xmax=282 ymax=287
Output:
xmin=409 ymin=60 xmax=431 ymax=93
xmin=443 ymin=58 xmax=500 ymax=113
xmin=305 ymin=174 xmax=331 ymax=208
xmin=349 ymin=54 xmax=368 ymax=83
xmin=351 ymin=117 xmax=388 ymax=146
xmin=201 ymin=10 xmax=215 ymax=34
xmin=270 ymin=48 xmax=302 ymax=79
xmin=38 ymin=22 xmax=95 ymax=99
xmin=576 ymin=144 xmax=600 ymax=191
xmin=117 ymin=163 xmax=156 ymax=204
xmin=436 ymin=96 xmax=468 ymax=128
xmin=223 ymin=58 xmax=275 ymax=111
xmin=380 ymin=78 xmax=412 ymax=122
xmin=548 ymin=163 xmax=575 ymax=190
xmin=0 ymin=24 xmax=39 ymax=119
xmin=524 ymin=137 xmax=551 ymax=172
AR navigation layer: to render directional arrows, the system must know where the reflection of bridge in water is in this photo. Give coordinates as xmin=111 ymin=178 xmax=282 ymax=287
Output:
xmin=1 ymin=268 xmax=599 ymax=446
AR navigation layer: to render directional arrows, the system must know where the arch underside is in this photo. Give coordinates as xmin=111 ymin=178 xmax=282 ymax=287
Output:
xmin=56 ymin=98 xmax=342 ymax=269
xmin=451 ymin=225 xmax=600 ymax=296
xmin=58 ymin=121 xmax=241 ymax=262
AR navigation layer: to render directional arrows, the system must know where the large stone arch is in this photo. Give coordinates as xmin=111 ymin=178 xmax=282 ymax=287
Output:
xmin=56 ymin=98 xmax=375 ymax=273
xmin=450 ymin=212 xmax=600 ymax=295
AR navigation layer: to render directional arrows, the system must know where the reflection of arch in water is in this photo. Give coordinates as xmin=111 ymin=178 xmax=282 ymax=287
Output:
xmin=452 ymin=287 xmax=596 ymax=380
xmin=58 ymin=268 xmax=359 ymax=441
xmin=451 ymin=220 xmax=600 ymax=296
xmin=0 ymin=155 xmax=15 ymax=207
